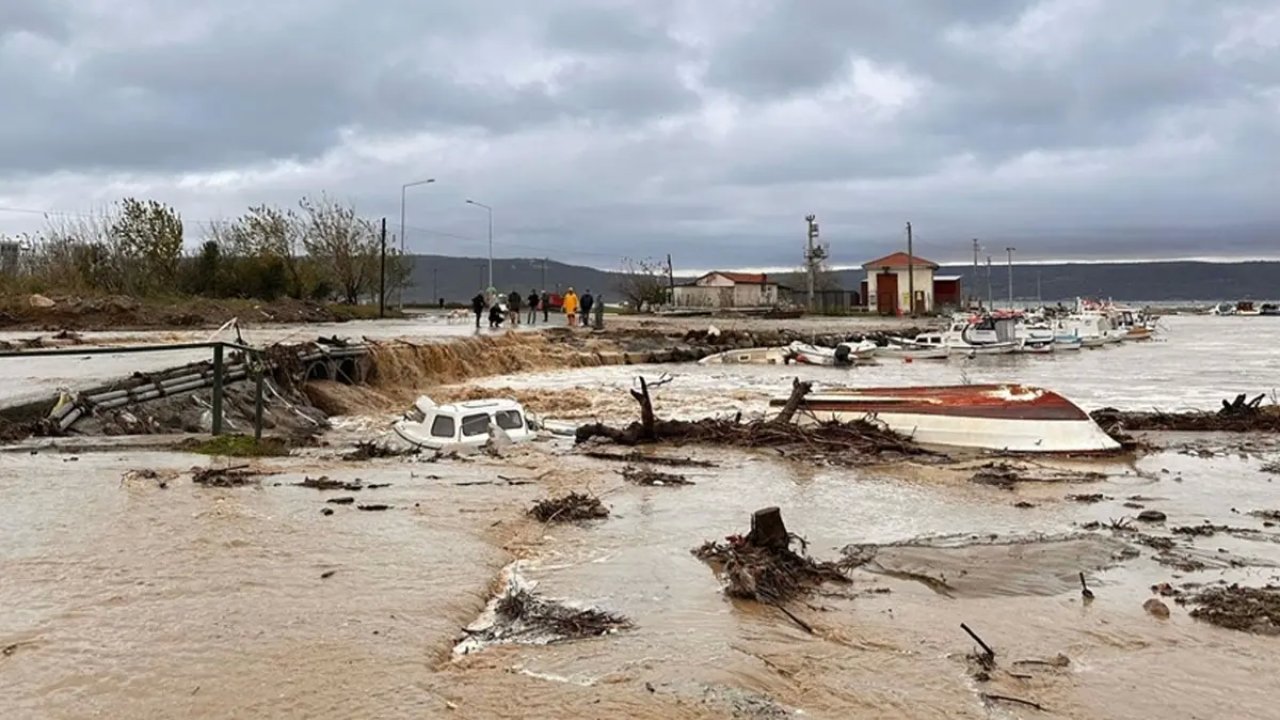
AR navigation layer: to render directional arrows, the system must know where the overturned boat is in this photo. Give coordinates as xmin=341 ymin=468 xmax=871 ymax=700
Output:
xmin=394 ymin=396 xmax=537 ymax=450
xmin=768 ymin=384 xmax=1119 ymax=453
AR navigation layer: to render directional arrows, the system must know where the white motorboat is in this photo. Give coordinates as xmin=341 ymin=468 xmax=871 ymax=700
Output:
xmin=1053 ymin=335 xmax=1083 ymax=351
xmin=768 ymin=384 xmax=1119 ymax=453
xmin=877 ymin=343 xmax=951 ymax=360
xmin=786 ymin=340 xmax=878 ymax=366
xmin=1016 ymin=339 xmax=1055 ymax=354
xmin=698 ymin=346 xmax=790 ymax=365
xmin=393 ymin=396 xmax=537 ymax=450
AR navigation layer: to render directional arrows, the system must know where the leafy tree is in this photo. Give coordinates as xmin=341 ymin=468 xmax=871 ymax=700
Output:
xmin=111 ymin=198 xmax=184 ymax=293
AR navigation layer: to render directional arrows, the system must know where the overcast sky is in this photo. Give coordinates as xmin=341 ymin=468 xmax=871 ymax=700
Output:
xmin=1 ymin=0 xmax=1277 ymax=269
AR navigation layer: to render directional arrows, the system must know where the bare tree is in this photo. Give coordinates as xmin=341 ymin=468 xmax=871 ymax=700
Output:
xmin=298 ymin=195 xmax=377 ymax=304
xmin=617 ymin=257 xmax=669 ymax=311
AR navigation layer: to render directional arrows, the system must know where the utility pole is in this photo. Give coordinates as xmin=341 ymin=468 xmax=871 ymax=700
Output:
xmin=906 ymin=221 xmax=915 ymax=316
xmin=399 ymin=177 xmax=434 ymax=310
xmin=540 ymin=257 xmax=547 ymax=290
xmin=1006 ymin=247 xmax=1016 ymax=309
xmin=971 ymin=238 xmax=981 ymax=308
xmin=666 ymin=253 xmax=675 ymax=303
xmin=378 ymin=218 xmax=387 ymax=318
xmin=986 ymin=255 xmax=993 ymax=309
xmin=477 ymin=263 xmax=485 ymax=292
xmin=804 ymin=215 xmax=825 ymax=311
xmin=465 ymin=199 xmax=494 ymax=289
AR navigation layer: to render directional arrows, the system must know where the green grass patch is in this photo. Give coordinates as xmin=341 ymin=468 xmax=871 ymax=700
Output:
xmin=183 ymin=434 xmax=291 ymax=457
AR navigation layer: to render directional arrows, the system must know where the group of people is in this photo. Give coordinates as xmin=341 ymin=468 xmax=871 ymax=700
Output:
xmin=469 ymin=287 xmax=596 ymax=329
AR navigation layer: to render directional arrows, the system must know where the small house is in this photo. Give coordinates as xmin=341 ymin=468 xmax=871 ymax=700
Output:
xmin=671 ymin=271 xmax=780 ymax=309
xmin=859 ymin=252 xmax=957 ymax=315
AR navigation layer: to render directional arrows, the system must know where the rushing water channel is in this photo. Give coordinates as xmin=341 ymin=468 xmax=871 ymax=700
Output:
xmin=3 ymin=313 xmax=1280 ymax=718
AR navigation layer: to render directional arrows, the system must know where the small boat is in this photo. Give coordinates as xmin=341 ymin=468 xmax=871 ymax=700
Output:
xmin=1123 ymin=326 xmax=1154 ymax=341
xmin=768 ymin=384 xmax=1119 ymax=453
xmin=698 ymin=346 xmax=790 ymax=365
xmin=787 ymin=340 xmax=878 ymax=366
xmin=394 ymin=396 xmax=536 ymax=450
xmin=1053 ymin=335 xmax=1083 ymax=351
xmin=878 ymin=344 xmax=951 ymax=360
xmin=1261 ymin=303 xmax=1280 ymax=317
xmin=1016 ymin=339 xmax=1055 ymax=354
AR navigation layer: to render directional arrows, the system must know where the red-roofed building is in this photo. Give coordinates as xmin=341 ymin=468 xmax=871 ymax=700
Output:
xmin=672 ymin=271 xmax=780 ymax=309
xmin=860 ymin=252 xmax=953 ymax=315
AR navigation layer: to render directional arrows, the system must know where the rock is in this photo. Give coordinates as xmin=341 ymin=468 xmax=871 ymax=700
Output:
xmin=28 ymin=294 xmax=55 ymax=308
xmin=1143 ymin=598 xmax=1171 ymax=618
xmin=1138 ymin=510 xmax=1167 ymax=523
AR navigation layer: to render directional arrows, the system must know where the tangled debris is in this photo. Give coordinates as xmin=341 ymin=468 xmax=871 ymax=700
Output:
xmin=1067 ymin=493 xmax=1110 ymax=503
xmin=620 ymin=465 xmax=694 ymax=486
xmin=579 ymin=449 xmax=717 ymax=468
xmin=528 ymin=492 xmax=609 ymax=522
xmin=1091 ymin=395 xmax=1280 ymax=433
xmin=1262 ymin=461 xmax=1280 ymax=475
xmin=294 ymin=475 xmax=364 ymax=491
xmin=969 ymin=461 xmax=1107 ymax=490
xmin=693 ymin=508 xmax=850 ymax=604
xmin=342 ymin=441 xmax=418 ymax=461
xmin=456 ymin=573 xmax=631 ymax=652
xmin=1182 ymin=584 xmax=1280 ymax=635
xmin=576 ymin=377 xmax=924 ymax=464
xmin=191 ymin=465 xmax=260 ymax=487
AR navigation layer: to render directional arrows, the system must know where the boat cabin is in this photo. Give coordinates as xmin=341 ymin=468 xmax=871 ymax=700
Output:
xmin=396 ymin=397 xmax=534 ymax=449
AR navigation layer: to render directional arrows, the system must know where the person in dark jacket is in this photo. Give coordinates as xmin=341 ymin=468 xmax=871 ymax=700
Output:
xmin=488 ymin=302 xmax=505 ymax=328
xmin=507 ymin=290 xmax=522 ymax=326
xmin=580 ymin=289 xmax=595 ymax=327
xmin=527 ymin=290 xmax=540 ymax=325
xmin=541 ymin=291 xmax=551 ymax=321
xmin=470 ymin=293 xmax=485 ymax=329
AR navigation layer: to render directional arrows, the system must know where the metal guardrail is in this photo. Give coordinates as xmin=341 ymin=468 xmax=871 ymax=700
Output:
xmin=0 ymin=341 xmax=266 ymax=438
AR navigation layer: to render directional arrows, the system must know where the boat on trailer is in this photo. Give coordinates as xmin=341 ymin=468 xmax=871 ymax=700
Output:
xmin=767 ymin=384 xmax=1119 ymax=453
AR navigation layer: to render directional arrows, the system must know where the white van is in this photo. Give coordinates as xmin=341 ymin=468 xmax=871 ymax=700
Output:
xmin=393 ymin=396 xmax=536 ymax=450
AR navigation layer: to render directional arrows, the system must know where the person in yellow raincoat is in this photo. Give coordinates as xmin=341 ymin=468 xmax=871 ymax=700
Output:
xmin=561 ymin=287 xmax=579 ymax=327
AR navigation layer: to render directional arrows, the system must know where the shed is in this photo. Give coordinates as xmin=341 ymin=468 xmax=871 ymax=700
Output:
xmin=861 ymin=252 xmax=939 ymax=315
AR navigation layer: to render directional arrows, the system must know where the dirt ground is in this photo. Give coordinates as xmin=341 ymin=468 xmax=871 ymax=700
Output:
xmin=0 ymin=293 xmax=394 ymax=331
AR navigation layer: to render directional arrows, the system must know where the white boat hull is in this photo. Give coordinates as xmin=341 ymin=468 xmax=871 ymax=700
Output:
xmin=796 ymin=409 xmax=1117 ymax=452
xmin=698 ymin=347 xmax=789 ymax=365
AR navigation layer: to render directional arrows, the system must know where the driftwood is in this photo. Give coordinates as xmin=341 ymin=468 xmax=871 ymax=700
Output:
xmin=191 ymin=465 xmax=258 ymax=487
xmin=1092 ymin=396 xmax=1280 ymax=434
xmin=620 ymin=465 xmax=693 ymax=486
xmin=576 ymin=377 xmax=922 ymax=464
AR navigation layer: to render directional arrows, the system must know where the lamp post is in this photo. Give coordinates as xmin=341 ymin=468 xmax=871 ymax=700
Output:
xmin=399 ymin=177 xmax=434 ymax=308
xmin=465 ymin=199 xmax=493 ymax=289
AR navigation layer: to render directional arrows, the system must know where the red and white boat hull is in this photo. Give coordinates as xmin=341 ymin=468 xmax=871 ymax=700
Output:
xmin=769 ymin=384 xmax=1119 ymax=453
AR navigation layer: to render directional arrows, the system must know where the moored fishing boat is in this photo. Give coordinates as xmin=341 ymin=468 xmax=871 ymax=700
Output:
xmin=767 ymin=384 xmax=1119 ymax=453
xmin=787 ymin=340 xmax=878 ymax=366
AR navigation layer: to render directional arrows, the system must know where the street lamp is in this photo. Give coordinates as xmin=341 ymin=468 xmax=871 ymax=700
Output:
xmin=465 ymin=199 xmax=493 ymax=289
xmin=399 ymin=177 xmax=434 ymax=309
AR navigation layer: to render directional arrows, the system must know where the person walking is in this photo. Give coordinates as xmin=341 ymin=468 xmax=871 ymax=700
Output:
xmin=541 ymin=291 xmax=551 ymax=322
xmin=507 ymin=290 xmax=522 ymax=326
xmin=562 ymin=287 xmax=579 ymax=327
xmin=580 ymin=289 xmax=595 ymax=328
xmin=470 ymin=292 xmax=485 ymax=330
xmin=527 ymin=290 xmax=540 ymax=325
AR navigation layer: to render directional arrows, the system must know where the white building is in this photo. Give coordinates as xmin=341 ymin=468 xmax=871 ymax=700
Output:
xmin=860 ymin=252 xmax=940 ymax=315
xmin=671 ymin=272 xmax=780 ymax=308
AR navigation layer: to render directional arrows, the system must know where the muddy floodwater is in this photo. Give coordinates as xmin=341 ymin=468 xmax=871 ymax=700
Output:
xmin=4 ymin=314 xmax=1280 ymax=718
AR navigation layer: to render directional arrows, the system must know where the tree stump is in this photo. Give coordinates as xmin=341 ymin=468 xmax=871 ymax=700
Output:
xmin=747 ymin=507 xmax=789 ymax=549
xmin=771 ymin=378 xmax=813 ymax=425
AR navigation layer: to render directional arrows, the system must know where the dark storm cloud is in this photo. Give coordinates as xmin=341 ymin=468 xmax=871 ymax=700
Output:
xmin=0 ymin=0 xmax=1277 ymax=264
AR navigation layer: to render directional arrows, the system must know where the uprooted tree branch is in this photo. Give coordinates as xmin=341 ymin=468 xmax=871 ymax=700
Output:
xmin=574 ymin=376 xmax=927 ymax=464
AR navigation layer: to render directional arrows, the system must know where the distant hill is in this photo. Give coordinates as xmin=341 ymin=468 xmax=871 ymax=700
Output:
xmin=404 ymin=255 xmax=1280 ymax=304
